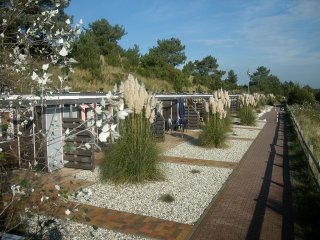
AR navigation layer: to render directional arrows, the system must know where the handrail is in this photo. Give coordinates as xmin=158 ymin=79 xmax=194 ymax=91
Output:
xmin=287 ymin=105 xmax=320 ymax=186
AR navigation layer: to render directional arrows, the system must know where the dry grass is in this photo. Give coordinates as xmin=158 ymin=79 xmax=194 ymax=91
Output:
xmin=289 ymin=105 xmax=320 ymax=162
xmin=67 ymin=65 xmax=174 ymax=93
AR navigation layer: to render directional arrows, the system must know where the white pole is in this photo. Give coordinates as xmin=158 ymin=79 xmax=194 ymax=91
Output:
xmin=32 ymin=107 xmax=36 ymax=162
xmin=17 ymin=110 xmax=21 ymax=168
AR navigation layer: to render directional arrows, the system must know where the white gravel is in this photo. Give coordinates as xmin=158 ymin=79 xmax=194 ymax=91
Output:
xmin=163 ymin=139 xmax=253 ymax=162
xmin=232 ymin=120 xmax=266 ymax=130
xmin=230 ymin=127 xmax=261 ymax=139
xmin=71 ymin=163 xmax=232 ymax=224
xmin=27 ymin=215 xmax=149 ymax=240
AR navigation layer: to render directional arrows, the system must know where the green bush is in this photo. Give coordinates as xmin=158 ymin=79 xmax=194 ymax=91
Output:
xmin=198 ymin=113 xmax=231 ymax=148
xmin=158 ymin=193 xmax=175 ymax=203
xmin=100 ymin=113 xmax=164 ymax=184
xmin=287 ymin=86 xmax=315 ymax=105
xmin=238 ymin=106 xmax=256 ymax=126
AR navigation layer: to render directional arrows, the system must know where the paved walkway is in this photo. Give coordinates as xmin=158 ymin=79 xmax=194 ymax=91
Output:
xmin=189 ymin=108 xmax=294 ymax=239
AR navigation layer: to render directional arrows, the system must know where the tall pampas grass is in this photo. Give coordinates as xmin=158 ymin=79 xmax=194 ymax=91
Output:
xmin=238 ymin=94 xmax=256 ymax=126
xmin=101 ymin=74 xmax=164 ymax=184
xmin=198 ymin=90 xmax=231 ymax=148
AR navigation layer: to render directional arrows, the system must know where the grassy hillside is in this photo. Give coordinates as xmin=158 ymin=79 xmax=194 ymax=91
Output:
xmin=68 ymin=65 xmax=175 ymax=93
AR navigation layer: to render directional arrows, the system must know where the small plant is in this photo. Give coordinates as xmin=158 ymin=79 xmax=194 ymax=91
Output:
xmin=190 ymin=169 xmax=200 ymax=174
xmin=159 ymin=193 xmax=175 ymax=203
xmin=1 ymin=124 xmax=9 ymax=131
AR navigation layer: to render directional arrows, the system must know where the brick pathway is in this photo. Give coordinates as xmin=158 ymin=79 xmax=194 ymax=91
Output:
xmin=44 ymin=201 xmax=192 ymax=240
xmin=188 ymin=108 xmax=294 ymax=240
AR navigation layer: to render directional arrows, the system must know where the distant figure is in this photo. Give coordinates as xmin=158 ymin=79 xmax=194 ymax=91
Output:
xmin=167 ymin=117 xmax=173 ymax=131
xmin=176 ymin=117 xmax=181 ymax=131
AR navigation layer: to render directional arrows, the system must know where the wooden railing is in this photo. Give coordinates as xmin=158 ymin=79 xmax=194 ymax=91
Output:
xmin=287 ymin=106 xmax=320 ymax=186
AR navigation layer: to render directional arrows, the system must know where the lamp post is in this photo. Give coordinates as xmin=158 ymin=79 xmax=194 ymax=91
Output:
xmin=246 ymin=70 xmax=252 ymax=94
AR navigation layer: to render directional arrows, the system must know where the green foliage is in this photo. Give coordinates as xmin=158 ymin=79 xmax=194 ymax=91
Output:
xmin=158 ymin=193 xmax=175 ymax=203
xmin=0 ymin=151 xmax=5 ymax=161
xmin=315 ymin=90 xmax=320 ymax=102
xmin=123 ymin=44 xmax=141 ymax=71
xmin=285 ymin=112 xmax=320 ymax=239
xmin=198 ymin=113 xmax=231 ymax=148
xmin=190 ymin=169 xmax=201 ymax=174
xmin=88 ymin=18 xmax=126 ymax=56
xmin=225 ymin=70 xmax=238 ymax=90
xmin=287 ymin=85 xmax=315 ymax=105
xmin=73 ymin=18 xmax=126 ymax=71
xmin=73 ymin=33 xmax=101 ymax=79
xmin=20 ymin=179 xmax=30 ymax=188
xmin=142 ymin=37 xmax=186 ymax=68
xmin=249 ymin=66 xmax=282 ymax=95
xmin=182 ymin=55 xmax=226 ymax=90
xmin=100 ymin=113 xmax=164 ymax=184
xmin=238 ymin=106 xmax=256 ymax=126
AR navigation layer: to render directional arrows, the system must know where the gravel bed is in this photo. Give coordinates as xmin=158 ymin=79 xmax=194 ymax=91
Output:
xmin=71 ymin=163 xmax=232 ymax=224
xmin=27 ymin=215 xmax=149 ymax=240
xmin=230 ymin=127 xmax=261 ymax=139
xmin=163 ymin=139 xmax=253 ymax=162
xmin=232 ymin=120 xmax=266 ymax=129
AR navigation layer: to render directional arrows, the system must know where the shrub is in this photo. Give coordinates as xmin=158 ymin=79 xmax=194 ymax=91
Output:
xmin=238 ymin=106 xmax=256 ymax=126
xmin=198 ymin=112 xmax=231 ymax=148
xmin=159 ymin=194 xmax=175 ymax=203
xmin=198 ymin=90 xmax=231 ymax=148
xmin=287 ymin=86 xmax=315 ymax=105
xmin=238 ymin=94 xmax=256 ymax=126
xmin=100 ymin=75 xmax=164 ymax=184
xmin=100 ymin=113 xmax=164 ymax=184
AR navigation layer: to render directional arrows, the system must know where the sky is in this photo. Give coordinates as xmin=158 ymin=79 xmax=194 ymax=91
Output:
xmin=66 ymin=0 xmax=320 ymax=88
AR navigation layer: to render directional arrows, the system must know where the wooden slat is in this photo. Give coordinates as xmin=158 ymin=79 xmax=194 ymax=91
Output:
xmin=64 ymin=136 xmax=92 ymax=143
xmin=64 ymin=162 xmax=94 ymax=170
xmin=64 ymin=155 xmax=93 ymax=163
xmin=64 ymin=149 xmax=92 ymax=157
xmin=62 ymin=123 xmax=86 ymax=130
xmin=62 ymin=118 xmax=83 ymax=123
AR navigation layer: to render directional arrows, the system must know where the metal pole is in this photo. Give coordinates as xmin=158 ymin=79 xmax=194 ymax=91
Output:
xmin=247 ymin=70 xmax=251 ymax=94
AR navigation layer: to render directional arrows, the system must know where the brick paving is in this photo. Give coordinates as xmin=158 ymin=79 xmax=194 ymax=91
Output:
xmin=189 ymin=108 xmax=294 ymax=240
xmin=46 ymin=201 xmax=192 ymax=240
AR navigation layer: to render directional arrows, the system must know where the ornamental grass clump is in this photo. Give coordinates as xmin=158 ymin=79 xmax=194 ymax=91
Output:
xmin=198 ymin=89 xmax=231 ymax=148
xmin=253 ymin=93 xmax=266 ymax=112
xmin=238 ymin=94 xmax=257 ymax=126
xmin=100 ymin=74 xmax=164 ymax=184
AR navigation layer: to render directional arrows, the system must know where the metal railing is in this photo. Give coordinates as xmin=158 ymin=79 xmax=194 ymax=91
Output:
xmin=287 ymin=105 xmax=320 ymax=187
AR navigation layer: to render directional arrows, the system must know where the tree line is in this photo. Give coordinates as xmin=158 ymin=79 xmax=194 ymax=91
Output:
xmin=1 ymin=0 xmax=319 ymax=105
xmin=70 ymin=17 xmax=320 ymax=104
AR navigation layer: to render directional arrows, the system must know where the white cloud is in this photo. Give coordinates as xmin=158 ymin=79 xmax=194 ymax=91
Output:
xmin=239 ymin=0 xmax=320 ymax=64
